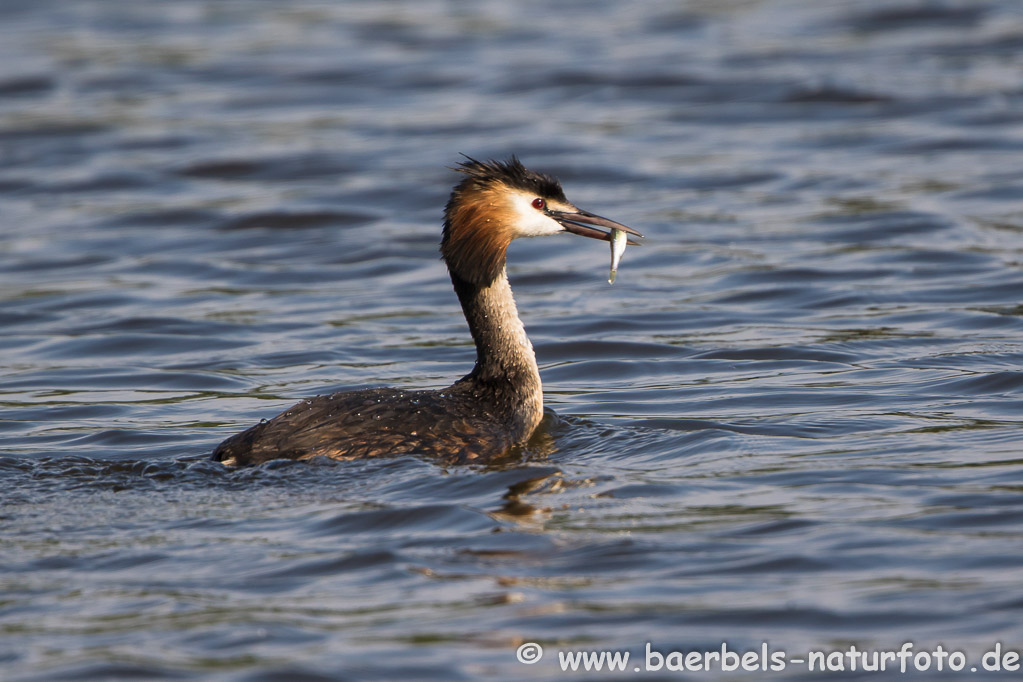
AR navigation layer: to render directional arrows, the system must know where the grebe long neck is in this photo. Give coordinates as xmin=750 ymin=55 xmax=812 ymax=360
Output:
xmin=450 ymin=267 xmax=543 ymax=435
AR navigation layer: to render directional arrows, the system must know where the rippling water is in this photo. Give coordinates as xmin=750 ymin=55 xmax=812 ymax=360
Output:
xmin=3 ymin=1 xmax=1023 ymax=679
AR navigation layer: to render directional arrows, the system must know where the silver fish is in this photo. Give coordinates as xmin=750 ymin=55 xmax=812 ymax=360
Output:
xmin=608 ymin=227 xmax=627 ymax=284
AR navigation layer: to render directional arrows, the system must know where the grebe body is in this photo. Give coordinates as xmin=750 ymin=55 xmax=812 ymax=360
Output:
xmin=212 ymin=157 xmax=640 ymax=466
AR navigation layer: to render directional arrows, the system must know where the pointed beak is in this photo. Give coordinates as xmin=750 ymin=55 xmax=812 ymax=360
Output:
xmin=548 ymin=208 xmax=643 ymax=245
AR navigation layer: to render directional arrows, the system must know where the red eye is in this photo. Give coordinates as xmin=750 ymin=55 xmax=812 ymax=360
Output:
xmin=531 ymin=197 xmax=546 ymax=210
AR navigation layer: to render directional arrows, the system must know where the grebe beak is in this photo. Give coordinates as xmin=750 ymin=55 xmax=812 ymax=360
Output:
xmin=549 ymin=208 xmax=644 ymax=245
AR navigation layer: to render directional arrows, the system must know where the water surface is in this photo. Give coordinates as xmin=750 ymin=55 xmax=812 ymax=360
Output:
xmin=2 ymin=1 xmax=1023 ymax=679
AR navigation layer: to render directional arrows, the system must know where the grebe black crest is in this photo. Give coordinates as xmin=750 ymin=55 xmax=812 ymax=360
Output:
xmin=212 ymin=157 xmax=642 ymax=466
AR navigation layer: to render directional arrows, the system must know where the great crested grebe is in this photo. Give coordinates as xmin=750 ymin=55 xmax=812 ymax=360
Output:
xmin=211 ymin=157 xmax=641 ymax=466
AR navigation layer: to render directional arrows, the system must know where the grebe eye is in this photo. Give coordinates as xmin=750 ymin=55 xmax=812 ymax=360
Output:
xmin=531 ymin=197 xmax=546 ymax=210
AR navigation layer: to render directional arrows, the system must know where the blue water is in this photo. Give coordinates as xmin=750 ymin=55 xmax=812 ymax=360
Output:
xmin=2 ymin=1 xmax=1023 ymax=679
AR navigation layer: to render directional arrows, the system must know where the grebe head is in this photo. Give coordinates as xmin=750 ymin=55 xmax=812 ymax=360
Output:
xmin=441 ymin=156 xmax=642 ymax=284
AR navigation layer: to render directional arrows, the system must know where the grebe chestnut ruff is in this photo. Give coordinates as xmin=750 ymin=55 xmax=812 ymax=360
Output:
xmin=212 ymin=157 xmax=642 ymax=466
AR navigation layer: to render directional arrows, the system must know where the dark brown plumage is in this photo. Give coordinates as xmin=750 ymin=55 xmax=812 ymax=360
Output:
xmin=211 ymin=157 xmax=640 ymax=467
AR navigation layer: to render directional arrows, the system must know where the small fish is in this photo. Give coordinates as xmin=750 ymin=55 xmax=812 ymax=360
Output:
xmin=608 ymin=228 xmax=627 ymax=284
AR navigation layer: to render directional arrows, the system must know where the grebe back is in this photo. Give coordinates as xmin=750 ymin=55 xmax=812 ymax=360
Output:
xmin=211 ymin=157 xmax=641 ymax=466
